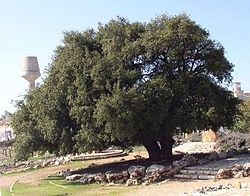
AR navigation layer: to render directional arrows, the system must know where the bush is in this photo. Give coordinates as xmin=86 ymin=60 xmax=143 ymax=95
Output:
xmin=214 ymin=132 xmax=250 ymax=153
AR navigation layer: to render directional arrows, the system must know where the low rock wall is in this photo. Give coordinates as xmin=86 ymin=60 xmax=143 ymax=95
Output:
xmin=63 ymin=150 xmax=250 ymax=186
xmin=65 ymin=164 xmax=177 ymax=186
xmin=0 ymin=150 xmax=127 ymax=174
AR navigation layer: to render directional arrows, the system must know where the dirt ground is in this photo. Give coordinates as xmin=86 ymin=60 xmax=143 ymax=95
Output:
xmin=0 ymin=152 xmax=148 ymax=187
xmin=1 ymin=151 xmax=250 ymax=195
xmin=123 ymin=177 xmax=250 ymax=196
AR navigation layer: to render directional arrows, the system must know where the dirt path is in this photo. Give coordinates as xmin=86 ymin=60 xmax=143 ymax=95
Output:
xmin=123 ymin=177 xmax=250 ymax=196
xmin=0 ymin=164 xmax=75 ymax=188
xmin=0 ymin=152 xmax=146 ymax=187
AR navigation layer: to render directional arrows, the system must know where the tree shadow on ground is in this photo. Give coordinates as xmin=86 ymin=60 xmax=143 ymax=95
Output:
xmin=71 ymin=153 xmax=211 ymax=174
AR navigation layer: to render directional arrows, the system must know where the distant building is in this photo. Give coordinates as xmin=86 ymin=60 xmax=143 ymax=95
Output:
xmin=0 ymin=111 xmax=15 ymax=142
xmin=233 ymin=82 xmax=250 ymax=101
xmin=0 ymin=124 xmax=13 ymax=142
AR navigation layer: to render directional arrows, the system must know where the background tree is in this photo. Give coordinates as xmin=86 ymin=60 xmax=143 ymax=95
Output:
xmin=12 ymin=96 xmax=46 ymax=160
xmin=12 ymin=76 xmax=79 ymax=160
xmin=232 ymin=101 xmax=250 ymax=132
xmin=12 ymin=14 xmax=239 ymax=161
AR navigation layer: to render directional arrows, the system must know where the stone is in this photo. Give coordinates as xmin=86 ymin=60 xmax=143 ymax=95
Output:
xmin=122 ymin=170 xmax=129 ymax=178
xmin=126 ymin=179 xmax=133 ymax=186
xmin=243 ymin=163 xmax=250 ymax=175
xmin=54 ymin=160 xmax=60 ymax=166
xmin=77 ymin=174 xmax=96 ymax=184
xmin=58 ymin=169 xmax=72 ymax=177
xmin=214 ymin=163 xmax=250 ymax=180
xmin=144 ymin=164 xmax=172 ymax=183
xmin=114 ymin=179 xmax=125 ymax=184
xmin=232 ymin=164 xmax=244 ymax=171
xmin=105 ymin=170 xmax=127 ymax=184
xmin=233 ymin=171 xmax=245 ymax=178
xmin=79 ymin=177 xmax=89 ymax=184
xmin=128 ymin=165 xmax=146 ymax=179
xmin=15 ymin=162 xmax=25 ymax=167
xmin=146 ymin=164 xmax=167 ymax=175
xmin=58 ymin=156 xmax=64 ymax=162
xmin=172 ymin=160 xmax=182 ymax=167
xmin=126 ymin=178 xmax=141 ymax=186
xmin=33 ymin=164 xmax=41 ymax=169
xmin=194 ymin=184 xmax=235 ymax=194
xmin=94 ymin=172 xmax=106 ymax=184
xmin=87 ymin=174 xmax=96 ymax=183
xmin=66 ymin=174 xmax=84 ymax=181
xmin=217 ymin=169 xmax=234 ymax=179
xmin=173 ymin=154 xmax=197 ymax=168
xmin=42 ymin=160 xmax=51 ymax=167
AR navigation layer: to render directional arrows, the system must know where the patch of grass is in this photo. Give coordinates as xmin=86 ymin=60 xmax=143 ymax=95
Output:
xmin=2 ymin=160 xmax=89 ymax=177
xmin=132 ymin=145 xmax=146 ymax=153
xmin=14 ymin=180 xmax=67 ymax=195
xmin=1 ymin=156 xmax=149 ymax=196
xmin=47 ymin=175 xmax=65 ymax=180
xmin=11 ymin=178 xmax=134 ymax=196
xmin=0 ymin=186 xmax=11 ymax=196
xmin=3 ymin=167 xmax=41 ymax=177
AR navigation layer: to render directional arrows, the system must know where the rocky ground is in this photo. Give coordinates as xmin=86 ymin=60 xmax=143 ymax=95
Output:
xmin=61 ymin=142 xmax=250 ymax=195
xmin=122 ymin=177 xmax=250 ymax=196
xmin=173 ymin=142 xmax=216 ymax=154
xmin=1 ymin=142 xmax=250 ymax=195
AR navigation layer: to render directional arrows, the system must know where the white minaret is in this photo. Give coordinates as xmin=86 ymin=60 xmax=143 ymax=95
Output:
xmin=21 ymin=56 xmax=41 ymax=90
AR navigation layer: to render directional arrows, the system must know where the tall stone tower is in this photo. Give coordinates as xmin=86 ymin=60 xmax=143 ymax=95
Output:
xmin=233 ymin=82 xmax=250 ymax=101
xmin=21 ymin=56 xmax=41 ymax=90
xmin=233 ymin=82 xmax=243 ymax=97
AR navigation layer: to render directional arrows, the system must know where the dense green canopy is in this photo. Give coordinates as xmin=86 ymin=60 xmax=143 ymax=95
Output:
xmin=12 ymin=14 xmax=239 ymax=160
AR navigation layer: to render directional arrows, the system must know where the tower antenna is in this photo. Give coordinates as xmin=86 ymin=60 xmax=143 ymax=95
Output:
xmin=236 ymin=72 xmax=239 ymax=82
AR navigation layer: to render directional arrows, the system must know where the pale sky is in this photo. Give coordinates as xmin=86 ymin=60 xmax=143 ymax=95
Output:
xmin=0 ymin=0 xmax=249 ymax=116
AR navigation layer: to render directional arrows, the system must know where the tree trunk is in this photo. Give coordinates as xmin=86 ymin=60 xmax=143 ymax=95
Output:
xmin=142 ymin=136 xmax=175 ymax=161
xmin=160 ymin=136 xmax=175 ymax=160
xmin=142 ymin=140 xmax=161 ymax=161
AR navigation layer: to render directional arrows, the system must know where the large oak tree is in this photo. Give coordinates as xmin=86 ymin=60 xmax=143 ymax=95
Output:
xmin=12 ymin=14 xmax=239 ymax=161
